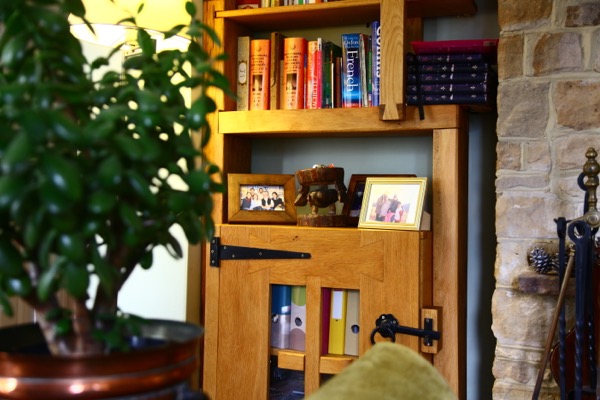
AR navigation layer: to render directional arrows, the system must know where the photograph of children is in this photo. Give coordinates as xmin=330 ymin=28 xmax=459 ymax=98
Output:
xmin=240 ymin=185 xmax=285 ymax=211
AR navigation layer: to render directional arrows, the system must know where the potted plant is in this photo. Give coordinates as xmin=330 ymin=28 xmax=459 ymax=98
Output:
xmin=0 ymin=0 xmax=229 ymax=397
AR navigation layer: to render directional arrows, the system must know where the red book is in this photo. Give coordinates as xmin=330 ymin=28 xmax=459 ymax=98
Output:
xmin=282 ymin=37 xmax=307 ymax=109
xmin=306 ymin=39 xmax=323 ymax=109
xmin=249 ymin=39 xmax=270 ymax=110
xmin=321 ymin=288 xmax=331 ymax=355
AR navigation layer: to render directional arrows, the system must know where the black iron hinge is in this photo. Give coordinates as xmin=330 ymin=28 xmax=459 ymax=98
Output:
xmin=209 ymin=237 xmax=311 ymax=267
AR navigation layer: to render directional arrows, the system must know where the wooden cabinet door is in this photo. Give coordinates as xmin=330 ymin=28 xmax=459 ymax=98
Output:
xmin=203 ymin=225 xmax=432 ymax=399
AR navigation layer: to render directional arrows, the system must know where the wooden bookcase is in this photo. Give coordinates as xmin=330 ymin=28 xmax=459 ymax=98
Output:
xmin=187 ymin=0 xmax=474 ymax=398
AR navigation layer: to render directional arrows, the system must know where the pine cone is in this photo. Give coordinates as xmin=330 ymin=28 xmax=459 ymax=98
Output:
xmin=529 ymin=247 xmax=556 ymax=274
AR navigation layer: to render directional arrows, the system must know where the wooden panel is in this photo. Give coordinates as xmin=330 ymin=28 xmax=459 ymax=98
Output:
xmin=215 ymin=0 xmax=476 ymax=30
xmin=379 ymin=0 xmax=405 ymax=121
xmin=205 ymin=225 xmax=431 ymax=399
xmin=218 ymin=105 xmax=464 ymax=136
xmin=277 ymin=350 xmax=305 ymax=371
xmin=432 ymin=127 xmax=468 ymax=399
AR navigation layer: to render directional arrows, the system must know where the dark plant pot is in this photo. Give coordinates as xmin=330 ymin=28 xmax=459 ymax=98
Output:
xmin=0 ymin=319 xmax=205 ymax=399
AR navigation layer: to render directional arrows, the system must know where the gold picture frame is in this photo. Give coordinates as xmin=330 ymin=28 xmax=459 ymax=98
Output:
xmin=228 ymin=173 xmax=297 ymax=224
xmin=358 ymin=177 xmax=428 ymax=231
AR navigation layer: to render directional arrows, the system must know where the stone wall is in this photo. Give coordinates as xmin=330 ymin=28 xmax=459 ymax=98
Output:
xmin=493 ymin=0 xmax=600 ymax=398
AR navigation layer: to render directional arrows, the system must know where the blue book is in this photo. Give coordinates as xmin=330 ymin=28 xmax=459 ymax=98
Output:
xmin=341 ymin=33 xmax=367 ymax=108
xmin=407 ymin=71 xmax=493 ymax=84
xmin=406 ymin=93 xmax=494 ymax=105
xmin=408 ymin=82 xmax=491 ymax=95
xmin=371 ymin=21 xmax=381 ymax=107
xmin=407 ymin=62 xmax=489 ymax=74
xmin=406 ymin=52 xmax=487 ymax=64
xmin=271 ymin=284 xmax=292 ymax=349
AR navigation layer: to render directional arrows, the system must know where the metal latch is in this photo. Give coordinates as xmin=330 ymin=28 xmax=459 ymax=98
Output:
xmin=370 ymin=313 xmax=441 ymax=350
xmin=209 ymin=237 xmax=311 ymax=267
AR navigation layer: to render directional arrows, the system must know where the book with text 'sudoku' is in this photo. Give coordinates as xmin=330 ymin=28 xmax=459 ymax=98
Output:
xmin=249 ymin=39 xmax=270 ymax=110
xmin=236 ymin=36 xmax=250 ymax=111
xmin=306 ymin=39 xmax=323 ymax=109
xmin=282 ymin=37 xmax=307 ymax=109
xmin=341 ymin=33 xmax=368 ymax=108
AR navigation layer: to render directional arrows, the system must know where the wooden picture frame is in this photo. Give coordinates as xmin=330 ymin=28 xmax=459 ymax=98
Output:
xmin=358 ymin=177 xmax=428 ymax=231
xmin=343 ymin=174 xmax=416 ymax=226
xmin=228 ymin=174 xmax=297 ymax=224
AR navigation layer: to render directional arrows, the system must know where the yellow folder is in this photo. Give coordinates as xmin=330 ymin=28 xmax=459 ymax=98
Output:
xmin=328 ymin=289 xmax=347 ymax=355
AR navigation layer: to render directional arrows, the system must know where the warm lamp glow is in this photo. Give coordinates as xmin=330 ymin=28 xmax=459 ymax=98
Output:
xmin=68 ymin=0 xmax=192 ymax=50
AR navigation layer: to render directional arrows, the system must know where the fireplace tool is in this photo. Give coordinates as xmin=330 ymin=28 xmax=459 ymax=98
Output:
xmin=533 ymin=147 xmax=600 ymax=400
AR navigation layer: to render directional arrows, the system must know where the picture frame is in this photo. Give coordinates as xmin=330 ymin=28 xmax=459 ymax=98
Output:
xmin=343 ymin=174 xmax=416 ymax=226
xmin=228 ymin=173 xmax=297 ymax=224
xmin=358 ymin=177 xmax=428 ymax=231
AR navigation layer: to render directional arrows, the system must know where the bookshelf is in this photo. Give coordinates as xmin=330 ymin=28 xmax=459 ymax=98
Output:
xmin=190 ymin=0 xmax=474 ymax=398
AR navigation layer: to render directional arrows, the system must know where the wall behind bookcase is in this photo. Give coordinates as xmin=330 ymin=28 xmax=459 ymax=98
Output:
xmin=251 ymin=0 xmax=499 ymax=398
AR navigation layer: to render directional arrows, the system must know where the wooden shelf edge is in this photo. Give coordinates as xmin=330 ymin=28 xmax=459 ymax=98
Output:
xmin=218 ymin=105 xmax=467 ymax=137
xmin=319 ymin=354 xmax=356 ymax=374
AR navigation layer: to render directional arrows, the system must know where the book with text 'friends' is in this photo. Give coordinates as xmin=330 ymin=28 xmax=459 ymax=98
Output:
xmin=271 ymin=284 xmax=291 ymax=349
xmin=249 ymin=39 xmax=270 ymax=110
xmin=283 ymin=37 xmax=307 ymax=109
xmin=289 ymin=286 xmax=307 ymax=351
xmin=306 ymin=39 xmax=323 ymax=109
xmin=236 ymin=36 xmax=250 ymax=111
xmin=328 ymin=289 xmax=347 ymax=355
xmin=341 ymin=33 xmax=368 ymax=108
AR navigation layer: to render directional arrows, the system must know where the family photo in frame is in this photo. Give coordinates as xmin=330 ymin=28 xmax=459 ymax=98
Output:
xmin=357 ymin=177 xmax=428 ymax=231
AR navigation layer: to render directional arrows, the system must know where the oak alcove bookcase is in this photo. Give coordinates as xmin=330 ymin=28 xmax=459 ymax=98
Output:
xmin=186 ymin=0 xmax=475 ymax=398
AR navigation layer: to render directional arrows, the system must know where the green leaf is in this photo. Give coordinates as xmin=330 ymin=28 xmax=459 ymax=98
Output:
xmin=139 ymin=250 xmax=153 ymax=270
xmin=98 ymin=155 xmax=123 ymax=188
xmin=119 ymin=203 xmax=143 ymax=231
xmin=0 ymin=176 xmax=26 ymax=211
xmin=0 ymin=291 xmax=14 ymax=317
xmin=185 ymin=1 xmax=197 ymax=17
xmin=1 ymin=132 xmax=32 ymax=174
xmin=184 ymin=170 xmax=210 ymax=194
xmin=127 ymin=170 xmax=158 ymax=207
xmin=24 ymin=208 xmax=45 ymax=248
xmin=88 ymin=191 xmax=117 ymax=215
xmin=37 ymin=259 xmax=61 ymax=302
xmin=137 ymin=29 xmax=155 ymax=56
xmin=42 ymin=154 xmax=83 ymax=201
xmin=186 ymin=96 xmax=216 ymax=129
xmin=51 ymin=111 xmax=83 ymax=143
xmin=92 ymin=247 xmax=118 ymax=296
xmin=6 ymin=276 xmax=32 ymax=296
xmin=57 ymin=233 xmax=86 ymax=263
xmin=62 ymin=262 xmax=89 ymax=299
xmin=0 ymin=240 xmax=24 ymax=277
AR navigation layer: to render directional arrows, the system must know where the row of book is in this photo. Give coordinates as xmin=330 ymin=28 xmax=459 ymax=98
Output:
xmin=237 ymin=22 xmax=380 ymax=111
xmin=405 ymin=40 xmax=499 ymax=108
xmin=237 ymin=0 xmax=335 ymax=9
xmin=271 ymin=285 xmax=360 ymax=356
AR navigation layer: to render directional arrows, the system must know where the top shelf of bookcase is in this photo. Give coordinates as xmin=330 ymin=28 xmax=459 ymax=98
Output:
xmin=215 ymin=0 xmax=477 ymax=30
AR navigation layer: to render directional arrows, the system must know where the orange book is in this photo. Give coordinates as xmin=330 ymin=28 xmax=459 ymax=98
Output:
xmin=249 ymin=39 xmax=270 ymax=110
xmin=306 ymin=39 xmax=323 ymax=109
xmin=282 ymin=37 xmax=307 ymax=109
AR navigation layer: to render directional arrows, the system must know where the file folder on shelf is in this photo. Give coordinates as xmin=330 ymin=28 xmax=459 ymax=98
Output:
xmin=328 ymin=289 xmax=347 ymax=355
xmin=271 ymin=284 xmax=292 ymax=349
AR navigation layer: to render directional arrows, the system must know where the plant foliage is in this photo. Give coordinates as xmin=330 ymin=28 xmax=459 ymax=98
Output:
xmin=0 ymin=0 xmax=230 ymax=355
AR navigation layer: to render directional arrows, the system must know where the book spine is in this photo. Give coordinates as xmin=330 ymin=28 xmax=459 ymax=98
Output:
xmin=236 ymin=36 xmax=250 ymax=111
xmin=236 ymin=0 xmax=260 ymax=8
xmin=328 ymin=289 xmax=347 ymax=355
xmin=271 ymin=284 xmax=292 ymax=349
xmin=269 ymin=32 xmax=284 ymax=110
xmin=408 ymin=82 xmax=490 ymax=94
xmin=321 ymin=41 xmax=341 ymax=108
xmin=249 ymin=39 xmax=270 ymax=110
xmin=407 ymin=71 xmax=491 ymax=84
xmin=359 ymin=33 xmax=369 ymax=107
xmin=321 ymin=288 xmax=331 ymax=355
xmin=406 ymin=52 xmax=487 ymax=64
xmin=406 ymin=92 xmax=493 ymax=105
xmin=341 ymin=33 xmax=363 ymax=108
xmin=371 ymin=21 xmax=381 ymax=107
xmin=283 ymin=37 xmax=306 ymax=109
xmin=306 ymin=39 xmax=323 ymax=109
xmin=289 ymin=286 xmax=307 ymax=351
xmin=407 ymin=62 xmax=489 ymax=74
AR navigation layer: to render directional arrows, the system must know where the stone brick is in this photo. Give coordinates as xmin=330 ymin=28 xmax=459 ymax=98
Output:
xmin=592 ymin=28 xmax=600 ymax=72
xmin=554 ymin=80 xmax=600 ymax=130
xmin=497 ymin=81 xmax=550 ymax=138
xmin=525 ymin=140 xmax=551 ymax=172
xmin=496 ymin=193 xmax=562 ymax=238
xmin=566 ymin=3 xmax=600 ymax=27
xmin=493 ymin=381 xmax=560 ymax=399
xmin=554 ymin=134 xmax=600 ymax=169
xmin=491 ymin=288 xmax=556 ymax=347
xmin=497 ymin=141 xmax=522 ymax=170
xmin=498 ymin=0 xmax=553 ymax=31
xmin=496 ymin=174 xmax=549 ymax=191
xmin=498 ymin=34 xmax=524 ymax=80
xmin=492 ymin=358 xmax=536 ymax=384
xmin=495 ymin=241 xmax=533 ymax=287
xmin=533 ymin=32 xmax=583 ymax=76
